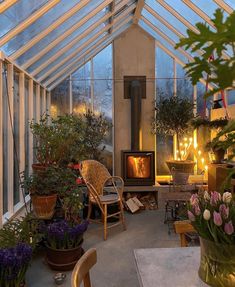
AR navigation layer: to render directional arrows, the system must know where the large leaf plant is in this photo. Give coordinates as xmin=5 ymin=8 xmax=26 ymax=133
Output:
xmin=176 ymin=9 xmax=235 ymax=97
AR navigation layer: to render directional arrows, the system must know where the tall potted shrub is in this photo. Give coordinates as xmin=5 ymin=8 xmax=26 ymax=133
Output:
xmin=152 ymin=96 xmax=195 ymax=182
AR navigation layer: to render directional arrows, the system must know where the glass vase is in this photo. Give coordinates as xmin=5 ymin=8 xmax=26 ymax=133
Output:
xmin=199 ymin=237 xmax=235 ymax=287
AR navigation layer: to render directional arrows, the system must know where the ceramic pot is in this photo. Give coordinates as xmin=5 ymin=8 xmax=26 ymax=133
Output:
xmin=166 ymin=160 xmax=195 ymax=185
xmin=199 ymin=237 xmax=235 ymax=287
xmin=46 ymin=240 xmax=84 ymax=271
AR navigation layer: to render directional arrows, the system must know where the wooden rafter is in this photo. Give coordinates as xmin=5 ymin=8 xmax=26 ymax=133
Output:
xmin=0 ymin=0 xmax=18 ymax=13
xmin=0 ymin=0 xmax=60 ymax=47
xmin=213 ymin=0 xmax=233 ymax=14
xmin=11 ymin=0 xmax=91 ymax=60
xmin=133 ymin=0 xmax=145 ymax=24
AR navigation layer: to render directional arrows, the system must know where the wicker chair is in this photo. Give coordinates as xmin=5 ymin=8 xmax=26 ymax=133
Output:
xmin=79 ymin=160 xmax=126 ymax=240
xmin=174 ymin=220 xmax=196 ymax=247
xmin=71 ymin=248 xmax=97 ymax=287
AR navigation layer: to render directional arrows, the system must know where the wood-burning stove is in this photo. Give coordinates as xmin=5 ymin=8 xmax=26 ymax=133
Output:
xmin=122 ymin=151 xmax=155 ymax=186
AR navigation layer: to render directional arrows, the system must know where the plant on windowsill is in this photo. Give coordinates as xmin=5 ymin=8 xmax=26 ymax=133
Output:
xmin=44 ymin=220 xmax=89 ymax=271
xmin=188 ymin=191 xmax=235 ymax=286
xmin=152 ymin=96 xmax=195 ymax=183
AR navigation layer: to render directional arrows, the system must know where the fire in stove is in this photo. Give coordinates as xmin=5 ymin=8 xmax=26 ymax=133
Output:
xmin=127 ymin=156 xmax=151 ymax=178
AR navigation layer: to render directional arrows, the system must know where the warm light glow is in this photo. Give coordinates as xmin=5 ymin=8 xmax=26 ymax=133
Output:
xmin=205 ymin=165 xmax=208 ymax=171
xmin=201 ymin=158 xmax=205 ymax=164
xmin=198 ymin=150 xmax=201 ymax=156
xmin=127 ymin=156 xmax=150 ymax=178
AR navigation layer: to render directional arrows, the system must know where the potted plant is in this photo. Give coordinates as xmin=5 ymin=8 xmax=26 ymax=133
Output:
xmin=44 ymin=220 xmax=89 ymax=271
xmin=0 ymin=215 xmax=41 ymax=287
xmin=206 ymin=120 xmax=235 ymax=163
xmin=191 ymin=117 xmax=229 ymax=163
xmin=187 ymin=191 xmax=235 ymax=286
xmin=30 ymin=114 xmax=85 ymax=171
xmin=21 ymin=167 xmax=59 ymax=219
xmin=152 ymin=96 xmax=195 ymax=182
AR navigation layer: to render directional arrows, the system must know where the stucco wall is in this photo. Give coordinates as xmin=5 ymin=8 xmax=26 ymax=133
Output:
xmin=113 ymin=25 xmax=155 ymax=176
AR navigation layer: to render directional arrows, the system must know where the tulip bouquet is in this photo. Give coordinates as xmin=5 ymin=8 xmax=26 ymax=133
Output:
xmin=188 ymin=191 xmax=235 ymax=244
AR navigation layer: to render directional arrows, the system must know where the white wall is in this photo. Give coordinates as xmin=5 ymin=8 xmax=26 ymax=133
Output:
xmin=113 ymin=25 xmax=155 ymax=176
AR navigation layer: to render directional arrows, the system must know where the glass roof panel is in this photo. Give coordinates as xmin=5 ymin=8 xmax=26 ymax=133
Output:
xmin=17 ymin=4 xmax=106 ymax=65
xmin=190 ymin=0 xmax=228 ymax=18
xmin=37 ymin=30 xmax=107 ymax=80
xmin=146 ymin=0 xmax=188 ymax=36
xmin=224 ymin=1 xmax=235 ymax=10
xmin=47 ymin=22 xmax=131 ymax=89
xmin=28 ymin=23 xmax=105 ymax=75
xmin=0 ymin=0 xmax=48 ymax=38
xmin=164 ymin=0 xmax=209 ymax=26
xmin=142 ymin=8 xmax=180 ymax=43
xmin=1 ymin=0 xmax=81 ymax=56
xmin=139 ymin=19 xmax=188 ymax=64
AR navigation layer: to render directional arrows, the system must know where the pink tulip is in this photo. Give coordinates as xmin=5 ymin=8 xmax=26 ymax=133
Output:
xmin=194 ymin=204 xmax=201 ymax=216
xmin=188 ymin=210 xmax=195 ymax=222
xmin=219 ymin=204 xmax=229 ymax=219
xmin=210 ymin=191 xmax=221 ymax=206
xmin=224 ymin=221 xmax=234 ymax=235
xmin=190 ymin=194 xmax=199 ymax=206
xmin=213 ymin=211 xmax=223 ymax=226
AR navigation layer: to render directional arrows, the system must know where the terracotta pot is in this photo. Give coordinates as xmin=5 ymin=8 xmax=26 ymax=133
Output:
xmin=31 ymin=194 xmax=57 ymax=219
xmin=46 ymin=240 xmax=84 ymax=271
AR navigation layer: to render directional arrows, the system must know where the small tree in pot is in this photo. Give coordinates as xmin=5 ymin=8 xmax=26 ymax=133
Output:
xmin=152 ymin=96 xmax=195 ymax=182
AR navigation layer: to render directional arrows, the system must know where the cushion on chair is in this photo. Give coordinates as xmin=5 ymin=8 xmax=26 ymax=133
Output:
xmin=99 ymin=194 xmax=119 ymax=203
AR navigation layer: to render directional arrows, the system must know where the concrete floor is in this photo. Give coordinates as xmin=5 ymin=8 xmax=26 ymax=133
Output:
xmin=26 ymin=201 xmax=180 ymax=287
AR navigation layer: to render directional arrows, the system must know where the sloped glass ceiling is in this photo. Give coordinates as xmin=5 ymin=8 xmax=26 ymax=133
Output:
xmin=0 ymin=0 xmax=233 ymax=90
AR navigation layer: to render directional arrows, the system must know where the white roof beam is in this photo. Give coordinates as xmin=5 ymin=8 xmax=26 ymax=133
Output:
xmin=0 ymin=0 xmax=60 ymax=47
xmin=0 ymin=0 xmax=18 ymax=13
xmin=10 ymin=0 xmax=92 ymax=60
xmin=36 ymin=2 xmax=135 ymax=81
xmin=47 ymin=22 xmax=132 ymax=91
xmin=213 ymin=0 xmax=233 ymax=14
xmin=45 ymin=15 xmax=132 ymax=87
xmin=133 ymin=0 xmax=145 ymax=24
xmin=22 ymin=0 xmax=115 ymax=70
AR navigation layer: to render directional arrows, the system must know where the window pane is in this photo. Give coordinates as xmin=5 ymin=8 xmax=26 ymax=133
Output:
xmin=156 ymin=47 xmax=174 ymax=175
xmin=72 ymin=62 xmax=91 ymax=115
xmin=176 ymin=64 xmax=193 ymax=102
xmin=24 ymin=78 xmax=29 ymax=179
xmin=51 ymin=78 xmax=70 ymax=117
xmin=93 ymin=44 xmax=113 ymax=172
xmin=227 ymin=90 xmax=235 ymax=106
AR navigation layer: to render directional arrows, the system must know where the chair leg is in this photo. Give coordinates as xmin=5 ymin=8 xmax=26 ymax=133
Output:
xmin=104 ymin=204 xmax=107 ymax=241
xmin=119 ymin=201 xmax=126 ymax=231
